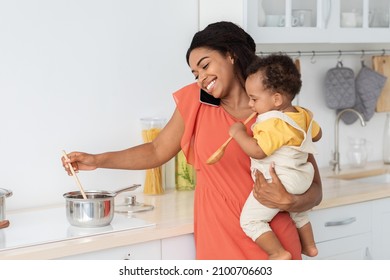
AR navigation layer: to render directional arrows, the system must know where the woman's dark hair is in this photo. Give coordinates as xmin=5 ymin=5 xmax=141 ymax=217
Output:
xmin=246 ymin=54 xmax=302 ymax=100
xmin=186 ymin=21 xmax=257 ymax=81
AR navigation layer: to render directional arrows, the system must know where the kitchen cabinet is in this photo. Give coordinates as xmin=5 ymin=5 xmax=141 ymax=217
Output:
xmin=372 ymin=197 xmax=390 ymax=259
xmin=57 ymin=234 xmax=195 ymax=260
xmin=58 ymin=240 xmax=162 ymax=260
xmin=304 ymin=201 xmax=372 ymax=260
xmin=200 ymin=0 xmax=390 ymax=43
xmin=161 ymin=234 xmax=196 ymax=260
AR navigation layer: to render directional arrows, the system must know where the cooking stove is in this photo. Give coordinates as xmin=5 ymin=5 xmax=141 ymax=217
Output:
xmin=0 ymin=205 xmax=155 ymax=251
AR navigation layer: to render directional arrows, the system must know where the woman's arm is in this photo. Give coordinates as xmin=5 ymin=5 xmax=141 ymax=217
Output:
xmin=62 ymin=108 xmax=184 ymax=174
xmin=252 ymin=154 xmax=322 ymax=213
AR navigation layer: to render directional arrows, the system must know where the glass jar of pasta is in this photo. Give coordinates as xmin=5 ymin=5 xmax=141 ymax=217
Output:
xmin=140 ymin=117 xmax=166 ymax=195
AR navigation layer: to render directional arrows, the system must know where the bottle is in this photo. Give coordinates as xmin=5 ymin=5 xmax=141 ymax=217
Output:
xmin=140 ymin=117 xmax=166 ymax=194
xmin=175 ymin=150 xmax=196 ymax=191
xmin=258 ymin=0 xmax=266 ymax=27
xmin=383 ymin=113 xmax=390 ymax=164
xmin=347 ymin=137 xmax=368 ymax=168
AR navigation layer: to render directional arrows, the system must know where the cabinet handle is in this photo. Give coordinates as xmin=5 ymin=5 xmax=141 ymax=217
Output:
xmin=324 ymin=217 xmax=356 ymax=227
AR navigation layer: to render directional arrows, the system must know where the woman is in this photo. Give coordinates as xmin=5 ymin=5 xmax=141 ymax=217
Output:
xmin=62 ymin=21 xmax=322 ymax=260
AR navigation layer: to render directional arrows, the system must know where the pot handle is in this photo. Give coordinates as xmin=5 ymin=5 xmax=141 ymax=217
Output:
xmin=113 ymin=184 xmax=141 ymax=196
xmin=0 ymin=188 xmax=13 ymax=198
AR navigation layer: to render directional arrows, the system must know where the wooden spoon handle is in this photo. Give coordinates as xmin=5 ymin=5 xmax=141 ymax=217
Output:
xmin=62 ymin=150 xmax=87 ymax=199
xmin=0 ymin=220 xmax=9 ymax=229
xmin=243 ymin=112 xmax=257 ymax=125
xmin=221 ymin=112 xmax=256 ymax=147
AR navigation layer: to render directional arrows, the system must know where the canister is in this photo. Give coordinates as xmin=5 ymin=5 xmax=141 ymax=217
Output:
xmin=140 ymin=117 xmax=166 ymax=194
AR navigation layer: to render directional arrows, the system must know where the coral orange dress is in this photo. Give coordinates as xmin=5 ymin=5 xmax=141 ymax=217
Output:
xmin=173 ymin=83 xmax=302 ymax=260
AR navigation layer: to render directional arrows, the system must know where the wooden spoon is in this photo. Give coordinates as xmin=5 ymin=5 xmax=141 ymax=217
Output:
xmin=206 ymin=112 xmax=257 ymax=165
xmin=62 ymin=150 xmax=87 ymax=199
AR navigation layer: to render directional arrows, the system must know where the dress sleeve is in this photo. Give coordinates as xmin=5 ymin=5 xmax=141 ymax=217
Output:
xmin=173 ymin=83 xmax=201 ymax=166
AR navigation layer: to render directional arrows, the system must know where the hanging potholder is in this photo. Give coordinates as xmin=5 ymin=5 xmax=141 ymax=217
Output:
xmin=324 ymin=61 xmax=356 ymax=109
xmin=338 ymin=65 xmax=387 ymax=124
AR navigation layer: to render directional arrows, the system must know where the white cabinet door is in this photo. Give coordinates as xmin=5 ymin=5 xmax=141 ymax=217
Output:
xmin=304 ymin=233 xmax=372 ymax=260
xmin=58 ymin=240 xmax=161 ymax=260
xmin=372 ymin=197 xmax=390 ymax=259
xmin=201 ymin=0 xmax=390 ymax=43
xmin=161 ymin=234 xmax=196 ymax=260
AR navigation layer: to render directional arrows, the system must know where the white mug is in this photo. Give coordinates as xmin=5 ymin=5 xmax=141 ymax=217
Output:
xmin=265 ymin=15 xmax=284 ymax=27
xmin=266 ymin=15 xmax=299 ymax=27
xmin=292 ymin=9 xmax=312 ymax=27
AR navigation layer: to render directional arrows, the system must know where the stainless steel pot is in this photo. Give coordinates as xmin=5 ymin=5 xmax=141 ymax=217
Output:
xmin=63 ymin=184 xmax=140 ymax=227
xmin=0 ymin=188 xmax=13 ymax=221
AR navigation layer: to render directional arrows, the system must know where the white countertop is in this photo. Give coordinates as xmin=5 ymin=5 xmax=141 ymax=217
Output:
xmin=0 ymin=189 xmax=194 ymax=259
xmin=2 ymin=161 xmax=390 ymax=259
xmin=0 ymin=205 xmax=155 ymax=251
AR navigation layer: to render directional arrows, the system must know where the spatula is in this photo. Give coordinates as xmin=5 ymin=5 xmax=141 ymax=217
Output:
xmin=62 ymin=150 xmax=87 ymax=199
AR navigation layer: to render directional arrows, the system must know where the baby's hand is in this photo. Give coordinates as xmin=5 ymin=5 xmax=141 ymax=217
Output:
xmin=229 ymin=122 xmax=246 ymax=137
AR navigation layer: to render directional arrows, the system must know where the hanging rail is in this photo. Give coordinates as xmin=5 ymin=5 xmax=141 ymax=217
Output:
xmin=256 ymin=49 xmax=390 ymax=57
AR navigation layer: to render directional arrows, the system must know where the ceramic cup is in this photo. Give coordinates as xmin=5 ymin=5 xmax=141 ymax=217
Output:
xmin=265 ymin=15 xmax=284 ymax=27
xmin=265 ymin=15 xmax=298 ymax=27
xmin=292 ymin=9 xmax=312 ymax=27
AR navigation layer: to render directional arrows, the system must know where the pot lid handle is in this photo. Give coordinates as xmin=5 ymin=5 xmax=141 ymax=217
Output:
xmin=0 ymin=188 xmax=13 ymax=198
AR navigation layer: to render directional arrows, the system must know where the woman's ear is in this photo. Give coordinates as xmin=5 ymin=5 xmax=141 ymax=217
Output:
xmin=228 ymin=53 xmax=235 ymax=64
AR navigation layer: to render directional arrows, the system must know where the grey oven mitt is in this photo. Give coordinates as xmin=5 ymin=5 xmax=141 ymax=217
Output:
xmin=338 ymin=65 xmax=387 ymax=124
xmin=324 ymin=61 xmax=356 ymax=109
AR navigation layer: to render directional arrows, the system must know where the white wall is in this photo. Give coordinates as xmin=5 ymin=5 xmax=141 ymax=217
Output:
xmin=0 ymin=0 xmax=198 ymax=210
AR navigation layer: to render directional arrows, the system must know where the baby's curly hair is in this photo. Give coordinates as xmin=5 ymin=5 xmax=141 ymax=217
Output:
xmin=246 ymin=54 xmax=302 ymax=101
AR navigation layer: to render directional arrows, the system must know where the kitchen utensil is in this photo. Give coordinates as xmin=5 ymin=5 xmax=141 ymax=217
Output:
xmin=0 ymin=220 xmax=9 ymax=229
xmin=206 ymin=112 xmax=257 ymax=165
xmin=324 ymin=61 xmax=355 ymax=109
xmin=0 ymin=188 xmax=12 ymax=221
xmin=372 ymin=55 xmax=390 ymax=112
xmin=338 ymin=65 xmax=386 ymax=124
xmin=62 ymin=150 xmax=87 ymax=200
xmin=294 ymin=58 xmax=301 ymax=73
xmin=115 ymin=195 xmax=154 ymax=214
xmin=63 ymin=184 xmax=141 ymax=227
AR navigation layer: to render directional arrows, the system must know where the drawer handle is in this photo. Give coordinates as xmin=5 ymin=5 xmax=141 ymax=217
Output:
xmin=324 ymin=217 xmax=356 ymax=227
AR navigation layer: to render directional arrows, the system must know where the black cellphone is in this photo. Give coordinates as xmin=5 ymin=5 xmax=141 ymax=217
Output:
xmin=199 ymin=89 xmax=220 ymax=106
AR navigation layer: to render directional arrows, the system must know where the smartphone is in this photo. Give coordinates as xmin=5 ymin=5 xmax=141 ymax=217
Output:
xmin=199 ymin=89 xmax=220 ymax=106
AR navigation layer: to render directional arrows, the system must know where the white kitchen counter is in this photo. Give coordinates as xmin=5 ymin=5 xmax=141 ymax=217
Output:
xmin=2 ymin=160 xmax=390 ymax=259
xmin=0 ymin=189 xmax=194 ymax=259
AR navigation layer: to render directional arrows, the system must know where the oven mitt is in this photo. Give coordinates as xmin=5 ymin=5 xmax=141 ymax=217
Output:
xmin=338 ymin=65 xmax=387 ymax=124
xmin=324 ymin=61 xmax=356 ymax=109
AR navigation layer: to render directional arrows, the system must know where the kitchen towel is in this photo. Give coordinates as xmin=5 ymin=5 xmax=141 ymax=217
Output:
xmin=338 ymin=65 xmax=387 ymax=124
xmin=324 ymin=61 xmax=356 ymax=110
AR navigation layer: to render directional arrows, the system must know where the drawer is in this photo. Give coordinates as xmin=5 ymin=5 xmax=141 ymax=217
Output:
xmin=308 ymin=202 xmax=371 ymax=243
xmin=303 ymin=233 xmax=372 ymax=260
